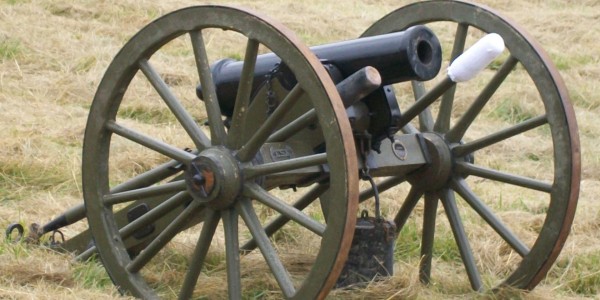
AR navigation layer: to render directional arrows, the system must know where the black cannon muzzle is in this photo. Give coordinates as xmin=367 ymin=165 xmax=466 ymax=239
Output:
xmin=197 ymin=25 xmax=441 ymax=117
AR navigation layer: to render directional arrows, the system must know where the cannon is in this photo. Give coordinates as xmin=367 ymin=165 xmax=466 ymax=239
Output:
xmin=5 ymin=1 xmax=580 ymax=299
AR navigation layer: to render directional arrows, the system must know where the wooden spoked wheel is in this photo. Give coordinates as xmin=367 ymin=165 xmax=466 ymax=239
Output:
xmin=360 ymin=0 xmax=580 ymax=292
xmin=82 ymin=6 xmax=358 ymax=299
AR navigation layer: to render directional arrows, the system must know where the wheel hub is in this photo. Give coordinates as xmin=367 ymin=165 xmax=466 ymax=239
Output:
xmin=185 ymin=147 xmax=242 ymax=210
xmin=407 ymin=132 xmax=453 ymax=191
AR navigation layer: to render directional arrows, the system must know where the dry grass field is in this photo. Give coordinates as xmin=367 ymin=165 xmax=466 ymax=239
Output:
xmin=0 ymin=0 xmax=598 ymax=299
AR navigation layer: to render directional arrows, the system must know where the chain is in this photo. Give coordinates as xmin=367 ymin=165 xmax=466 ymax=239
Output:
xmin=5 ymin=222 xmax=64 ymax=247
xmin=357 ymin=132 xmax=382 ymax=220
xmin=265 ymin=63 xmax=281 ymax=116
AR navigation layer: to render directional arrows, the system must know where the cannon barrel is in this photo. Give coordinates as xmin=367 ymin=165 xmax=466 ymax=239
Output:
xmin=197 ymin=25 xmax=441 ymax=116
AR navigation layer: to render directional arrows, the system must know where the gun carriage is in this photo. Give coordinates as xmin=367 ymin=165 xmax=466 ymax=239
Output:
xmin=5 ymin=1 xmax=580 ymax=299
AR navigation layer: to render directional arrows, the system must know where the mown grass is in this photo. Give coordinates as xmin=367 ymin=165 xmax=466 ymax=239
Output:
xmin=0 ymin=0 xmax=597 ymax=299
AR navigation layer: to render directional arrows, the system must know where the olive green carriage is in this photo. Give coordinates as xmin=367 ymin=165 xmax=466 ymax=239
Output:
xmin=6 ymin=1 xmax=580 ymax=299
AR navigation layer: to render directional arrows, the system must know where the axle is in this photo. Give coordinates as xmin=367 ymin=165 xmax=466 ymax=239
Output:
xmin=196 ymin=25 xmax=442 ymax=117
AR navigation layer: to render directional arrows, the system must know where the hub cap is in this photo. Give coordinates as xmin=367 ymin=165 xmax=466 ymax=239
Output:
xmin=185 ymin=147 xmax=242 ymax=210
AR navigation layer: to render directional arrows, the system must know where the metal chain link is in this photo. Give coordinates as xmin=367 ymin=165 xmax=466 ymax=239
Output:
xmin=265 ymin=63 xmax=281 ymax=115
xmin=357 ymin=132 xmax=382 ymax=220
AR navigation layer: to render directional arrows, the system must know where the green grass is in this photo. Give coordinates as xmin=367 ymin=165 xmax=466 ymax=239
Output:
xmin=1 ymin=238 xmax=31 ymax=261
xmin=394 ymin=217 xmax=462 ymax=263
xmin=271 ymin=225 xmax=301 ymax=245
xmin=1 ymin=0 xmax=26 ymax=5
xmin=550 ymin=53 xmax=597 ymax=71
xmin=552 ymin=251 xmax=600 ymax=296
xmin=495 ymin=193 xmax=529 ymax=212
xmin=72 ymin=260 xmax=113 ymax=289
xmin=0 ymin=161 xmax=71 ymax=193
xmin=203 ymin=250 xmax=226 ymax=274
xmin=117 ymin=105 xmax=177 ymax=124
xmin=73 ymin=56 xmax=97 ymax=73
xmin=0 ymin=38 xmax=21 ymax=60
xmin=157 ymin=247 xmax=190 ymax=273
xmin=243 ymin=289 xmax=268 ymax=300
xmin=226 ymin=52 xmax=244 ymax=61
xmin=434 ymin=229 xmax=462 ymax=263
xmin=570 ymin=86 xmax=599 ymax=110
xmin=488 ymin=52 xmax=512 ymax=71
xmin=394 ymin=219 xmax=421 ymax=261
xmin=489 ymin=98 xmax=536 ymax=123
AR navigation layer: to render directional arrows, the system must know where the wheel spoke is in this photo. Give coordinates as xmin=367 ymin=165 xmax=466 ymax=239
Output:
xmin=440 ymin=189 xmax=483 ymax=291
xmin=179 ymin=209 xmax=220 ymax=300
xmin=106 ymin=120 xmax=196 ymax=164
xmin=78 ymin=192 xmax=193 ymax=259
xmin=236 ymin=84 xmax=304 ymax=162
xmin=268 ymin=65 xmax=382 ymax=142
xmin=401 ymin=123 xmax=419 ymax=134
xmin=127 ymin=198 xmax=202 ymax=273
xmin=451 ymin=177 xmax=530 ymax=257
xmin=238 ymin=199 xmax=296 ymax=298
xmin=243 ymin=183 xmax=325 ymax=236
xmin=244 ymin=153 xmax=327 ymax=179
xmin=411 ymin=81 xmax=434 ymax=132
xmin=358 ymin=0 xmax=579 ymax=293
xmin=445 ymin=55 xmax=519 ymax=143
xmin=138 ymin=58 xmax=210 ymax=150
xmin=241 ymin=183 xmax=329 ymax=252
xmin=119 ymin=192 xmax=193 ymax=240
xmin=228 ymin=39 xmax=260 ymax=149
xmin=110 ymin=158 xmax=188 ymax=194
xmin=84 ymin=5 xmax=361 ymax=298
xmin=36 ymin=163 xmax=186 ymax=236
xmin=103 ymin=180 xmax=187 ymax=206
xmin=397 ymin=77 xmax=455 ymax=129
xmin=434 ymin=23 xmax=468 ymax=133
xmin=190 ymin=30 xmax=227 ymax=145
xmin=455 ymin=162 xmax=553 ymax=193
xmin=393 ymin=186 xmax=423 ymax=231
xmin=222 ymin=208 xmax=242 ymax=300
xmin=450 ymin=23 xmax=469 ymax=60
xmin=419 ymin=192 xmax=438 ymax=285
xmin=267 ymin=109 xmax=316 ymax=143
xmin=452 ymin=115 xmax=548 ymax=157
xmin=74 ymin=245 xmax=97 ymax=262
